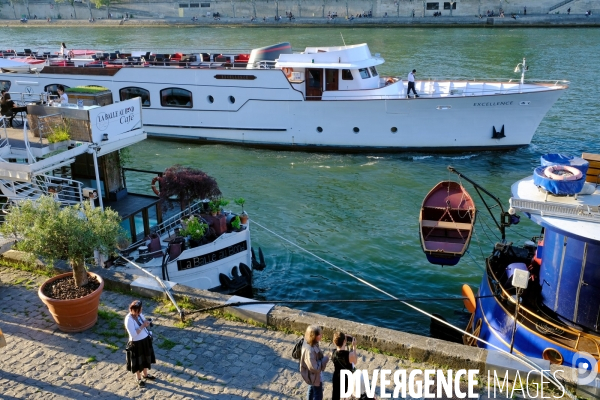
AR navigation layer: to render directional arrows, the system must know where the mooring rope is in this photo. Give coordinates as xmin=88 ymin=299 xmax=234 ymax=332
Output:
xmin=183 ymin=294 xmax=499 ymax=314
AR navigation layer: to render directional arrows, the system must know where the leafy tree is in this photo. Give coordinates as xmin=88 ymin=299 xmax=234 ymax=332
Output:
xmin=90 ymin=0 xmax=110 ymax=19
xmin=156 ymin=165 xmax=222 ymax=211
xmin=8 ymin=0 xmax=22 ymax=19
xmin=0 ymin=196 xmax=124 ymax=287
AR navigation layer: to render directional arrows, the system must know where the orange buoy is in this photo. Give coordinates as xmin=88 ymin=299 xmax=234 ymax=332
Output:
xmin=533 ymin=239 xmax=544 ymax=266
xmin=462 ymin=284 xmax=476 ymax=314
xmin=151 ymin=176 xmax=160 ymax=196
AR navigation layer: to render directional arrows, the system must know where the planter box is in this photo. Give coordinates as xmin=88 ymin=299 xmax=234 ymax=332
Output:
xmin=27 ymin=106 xmax=93 ymax=142
xmin=66 ymin=91 xmax=113 ymax=107
xmin=108 ymin=188 xmax=128 ymax=201
xmin=48 ymin=140 xmax=70 ymax=151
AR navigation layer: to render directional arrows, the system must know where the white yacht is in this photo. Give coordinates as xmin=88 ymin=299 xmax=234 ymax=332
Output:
xmin=0 ymin=43 xmax=568 ymax=152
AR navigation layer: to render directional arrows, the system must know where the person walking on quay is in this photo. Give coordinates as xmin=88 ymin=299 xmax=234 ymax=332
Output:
xmin=300 ymin=325 xmax=330 ymax=400
xmin=407 ymin=69 xmax=419 ymax=98
xmin=567 ymin=7 xmax=571 ymax=15
xmin=124 ymin=300 xmax=157 ymax=387
xmin=524 ymin=6 xmax=526 ymax=15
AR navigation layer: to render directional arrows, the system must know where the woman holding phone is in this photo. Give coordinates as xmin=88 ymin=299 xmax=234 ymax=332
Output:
xmin=331 ymin=332 xmax=358 ymax=400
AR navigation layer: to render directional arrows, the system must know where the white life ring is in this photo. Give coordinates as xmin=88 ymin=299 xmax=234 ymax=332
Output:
xmin=282 ymin=67 xmax=293 ymax=79
xmin=544 ymin=165 xmax=582 ymax=181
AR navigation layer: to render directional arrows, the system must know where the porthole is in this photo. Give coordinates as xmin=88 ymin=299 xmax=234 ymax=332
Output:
xmin=317 ymin=126 xmax=323 ymax=133
xmin=353 ymin=127 xmax=359 ymax=133
xmin=391 ymin=127 xmax=398 ymax=133
xmin=542 ymin=348 xmax=563 ymax=365
xmin=228 ymin=96 xmax=235 ymax=104
xmin=208 ymin=95 xmax=214 ymax=103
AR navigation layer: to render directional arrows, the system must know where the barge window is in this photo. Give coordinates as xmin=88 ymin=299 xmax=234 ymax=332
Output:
xmin=426 ymin=2 xmax=439 ymax=10
xmin=369 ymin=66 xmax=378 ymax=77
xmin=443 ymin=2 xmax=456 ymax=9
xmin=160 ymin=88 xmax=192 ymax=108
xmin=120 ymin=87 xmax=151 ymax=107
xmin=358 ymin=68 xmax=370 ymax=79
xmin=0 ymin=81 xmax=11 ymax=92
xmin=44 ymin=84 xmax=70 ymax=97
xmin=190 ymin=3 xmax=199 ymax=7
xmin=341 ymin=69 xmax=353 ymax=80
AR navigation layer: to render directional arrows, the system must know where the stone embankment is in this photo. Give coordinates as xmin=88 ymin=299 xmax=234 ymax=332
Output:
xmin=1 ymin=15 xmax=600 ymax=28
xmin=1 ymin=251 xmax=595 ymax=399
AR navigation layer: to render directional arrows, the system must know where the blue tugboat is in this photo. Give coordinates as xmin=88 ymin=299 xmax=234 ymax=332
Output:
xmin=440 ymin=154 xmax=600 ymax=369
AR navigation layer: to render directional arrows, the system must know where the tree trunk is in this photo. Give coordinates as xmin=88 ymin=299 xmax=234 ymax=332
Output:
xmin=71 ymin=259 xmax=89 ymax=287
xmin=88 ymin=0 xmax=93 ymax=19
xmin=72 ymin=3 xmax=77 ymax=18
xmin=12 ymin=3 xmax=17 ymax=19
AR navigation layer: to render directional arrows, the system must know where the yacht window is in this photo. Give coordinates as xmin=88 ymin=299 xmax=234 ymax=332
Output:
xmin=369 ymin=66 xmax=379 ymax=77
xmin=0 ymin=81 xmax=11 ymax=92
xmin=120 ymin=87 xmax=151 ymax=107
xmin=341 ymin=69 xmax=353 ymax=80
xmin=160 ymin=88 xmax=193 ymax=108
xmin=358 ymin=68 xmax=370 ymax=79
xmin=426 ymin=2 xmax=439 ymax=10
xmin=44 ymin=84 xmax=70 ymax=97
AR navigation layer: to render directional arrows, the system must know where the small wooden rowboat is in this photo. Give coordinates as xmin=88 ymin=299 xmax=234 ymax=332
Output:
xmin=420 ymin=181 xmax=476 ymax=266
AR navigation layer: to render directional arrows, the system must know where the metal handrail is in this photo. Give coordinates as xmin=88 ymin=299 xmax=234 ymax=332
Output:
xmin=128 ymin=201 xmax=204 ymax=248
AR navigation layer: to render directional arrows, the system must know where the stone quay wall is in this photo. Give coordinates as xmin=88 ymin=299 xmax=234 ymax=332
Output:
xmin=1 ymin=0 xmax=598 ymax=21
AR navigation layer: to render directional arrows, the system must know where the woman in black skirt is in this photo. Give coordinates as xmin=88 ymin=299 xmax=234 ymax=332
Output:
xmin=124 ymin=300 xmax=156 ymax=387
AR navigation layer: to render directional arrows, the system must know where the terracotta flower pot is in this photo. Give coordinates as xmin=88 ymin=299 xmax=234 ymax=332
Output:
xmin=38 ymin=271 xmax=104 ymax=333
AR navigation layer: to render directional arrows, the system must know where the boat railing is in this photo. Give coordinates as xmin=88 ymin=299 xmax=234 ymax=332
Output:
xmin=127 ymin=201 xmax=204 ymax=249
xmin=252 ymin=60 xmax=278 ymax=69
xmin=31 ymin=174 xmax=84 ymax=206
xmin=510 ymin=197 xmax=600 ymax=222
xmin=487 ymin=259 xmax=600 ymax=356
xmin=0 ymin=118 xmax=9 ymax=150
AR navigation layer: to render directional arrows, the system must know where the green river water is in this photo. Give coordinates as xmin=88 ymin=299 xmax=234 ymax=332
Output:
xmin=2 ymin=27 xmax=599 ymax=335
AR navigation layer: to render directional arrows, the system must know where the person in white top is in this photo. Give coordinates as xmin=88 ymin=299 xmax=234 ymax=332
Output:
xmin=124 ymin=300 xmax=157 ymax=387
xmin=407 ymin=69 xmax=419 ymax=98
xmin=57 ymin=85 xmax=69 ymax=104
xmin=60 ymin=42 xmax=67 ymax=58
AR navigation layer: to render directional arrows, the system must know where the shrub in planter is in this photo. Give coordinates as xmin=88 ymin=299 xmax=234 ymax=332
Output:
xmin=155 ymin=165 xmax=222 ymax=211
xmin=0 ymin=196 xmax=124 ymax=331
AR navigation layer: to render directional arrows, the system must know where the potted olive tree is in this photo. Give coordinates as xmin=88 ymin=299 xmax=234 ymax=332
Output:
xmin=0 ymin=195 xmax=124 ymax=332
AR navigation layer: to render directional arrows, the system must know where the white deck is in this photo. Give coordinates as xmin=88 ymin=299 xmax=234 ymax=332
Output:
xmin=511 ymin=177 xmax=600 ymax=241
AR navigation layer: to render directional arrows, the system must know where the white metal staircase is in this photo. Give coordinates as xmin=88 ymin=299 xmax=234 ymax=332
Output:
xmin=0 ymin=118 xmax=84 ymax=207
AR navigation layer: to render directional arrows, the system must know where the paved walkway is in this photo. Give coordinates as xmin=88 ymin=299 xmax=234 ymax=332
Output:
xmin=0 ymin=267 xmax=445 ymax=399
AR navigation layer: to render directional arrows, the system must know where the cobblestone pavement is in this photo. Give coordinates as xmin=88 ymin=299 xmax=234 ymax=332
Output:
xmin=0 ymin=267 xmax=448 ymax=400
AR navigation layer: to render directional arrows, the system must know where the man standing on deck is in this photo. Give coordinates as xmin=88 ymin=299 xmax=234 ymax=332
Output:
xmin=407 ymin=69 xmax=419 ymax=98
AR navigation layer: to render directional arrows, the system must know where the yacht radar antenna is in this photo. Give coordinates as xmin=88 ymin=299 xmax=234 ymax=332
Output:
xmin=340 ymin=33 xmax=346 ymax=47
xmin=514 ymin=57 xmax=528 ymax=84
